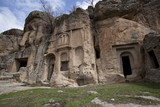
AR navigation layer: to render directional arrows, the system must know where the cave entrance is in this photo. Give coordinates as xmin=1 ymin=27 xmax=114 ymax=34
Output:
xmin=148 ymin=50 xmax=159 ymax=68
xmin=122 ymin=56 xmax=132 ymax=78
xmin=46 ymin=54 xmax=55 ymax=81
xmin=95 ymin=46 xmax=100 ymax=59
xmin=16 ymin=58 xmax=28 ymax=72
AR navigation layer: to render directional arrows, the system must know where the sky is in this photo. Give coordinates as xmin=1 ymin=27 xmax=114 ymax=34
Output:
xmin=0 ymin=0 xmax=100 ymax=33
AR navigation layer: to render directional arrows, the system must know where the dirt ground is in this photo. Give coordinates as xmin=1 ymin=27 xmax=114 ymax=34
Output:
xmin=0 ymin=80 xmax=51 ymax=95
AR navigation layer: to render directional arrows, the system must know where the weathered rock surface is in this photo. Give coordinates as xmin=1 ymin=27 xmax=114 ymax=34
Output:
xmin=94 ymin=0 xmax=141 ymax=20
xmin=0 ymin=0 xmax=160 ymax=87
xmin=2 ymin=28 xmax=23 ymax=36
xmin=96 ymin=17 xmax=151 ymax=83
xmin=21 ymin=11 xmax=54 ymax=47
xmin=21 ymin=11 xmax=54 ymax=84
xmin=0 ymin=9 xmax=98 ymax=87
xmin=47 ymin=8 xmax=98 ymax=86
xmin=0 ymin=29 xmax=23 ymax=56
xmin=0 ymin=11 xmax=53 ymax=85
xmin=134 ymin=0 xmax=160 ymax=31
xmin=143 ymin=32 xmax=160 ymax=82
xmin=94 ymin=0 xmax=160 ymax=30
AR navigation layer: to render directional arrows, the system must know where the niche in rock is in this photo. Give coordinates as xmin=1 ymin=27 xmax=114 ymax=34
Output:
xmin=148 ymin=50 xmax=159 ymax=68
xmin=15 ymin=58 xmax=28 ymax=72
xmin=46 ymin=54 xmax=55 ymax=81
xmin=60 ymin=52 xmax=68 ymax=71
xmin=95 ymin=46 xmax=100 ymax=59
xmin=75 ymin=47 xmax=84 ymax=66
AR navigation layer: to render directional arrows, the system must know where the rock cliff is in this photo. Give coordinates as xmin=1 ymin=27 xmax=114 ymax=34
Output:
xmin=94 ymin=0 xmax=160 ymax=30
xmin=0 ymin=29 xmax=23 ymax=56
xmin=0 ymin=0 xmax=160 ymax=86
xmin=143 ymin=32 xmax=160 ymax=82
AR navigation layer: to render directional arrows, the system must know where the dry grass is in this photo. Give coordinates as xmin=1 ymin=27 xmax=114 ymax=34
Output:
xmin=0 ymin=82 xmax=160 ymax=107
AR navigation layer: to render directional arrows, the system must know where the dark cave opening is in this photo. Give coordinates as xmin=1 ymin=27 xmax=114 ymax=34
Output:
xmin=16 ymin=58 xmax=28 ymax=71
xmin=122 ymin=56 xmax=132 ymax=78
xmin=148 ymin=50 xmax=159 ymax=68
xmin=61 ymin=61 xmax=69 ymax=71
xmin=95 ymin=46 xmax=100 ymax=59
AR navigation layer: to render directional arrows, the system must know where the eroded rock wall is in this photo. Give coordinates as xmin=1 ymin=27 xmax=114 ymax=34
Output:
xmin=0 ymin=0 xmax=160 ymax=86
xmin=20 ymin=11 xmax=54 ymax=84
xmin=94 ymin=0 xmax=141 ymax=21
xmin=94 ymin=0 xmax=160 ymax=31
xmin=0 ymin=11 xmax=54 ymax=84
xmin=143 ymin=32 xmax=160 ymax=82
xmin=46 ymin=8 xmax=98 ymax=87
xmin=0 ymin=29 xmax=24 ymax=78
xmin=95 ymin=17 xmax=150 ymax=83
xmin=93 ymin=0 xmax=158 ymax=83
xmin=0 ymin=29 xmax=23 ymax=56
xmin=134 ymin=0 xmax=160 ymax=31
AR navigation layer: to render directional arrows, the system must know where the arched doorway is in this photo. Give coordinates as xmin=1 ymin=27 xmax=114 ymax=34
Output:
xmin=46 ymin=54 xmax=55 ymax=81
xmin=120 ymin=52 xmax=134 ymax=79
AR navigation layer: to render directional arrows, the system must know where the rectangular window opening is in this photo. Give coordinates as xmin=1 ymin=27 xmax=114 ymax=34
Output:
xmin=15 ymin=58 xmax=28 ymax=72
xmin=61 ymin=61 xmax=68 ymax=71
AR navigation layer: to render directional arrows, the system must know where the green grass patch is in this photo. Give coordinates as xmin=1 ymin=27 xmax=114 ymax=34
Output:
xmin=0 ymin=82 xmax=160 ymax=107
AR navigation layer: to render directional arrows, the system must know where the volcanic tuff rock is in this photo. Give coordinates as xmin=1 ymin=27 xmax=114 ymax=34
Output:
xmin=143 ymin=32 xmax=160 ymax=82
xmin=94 ymin=0 xmax=160 ymax=30
xmin=2 ymin=28 xmax=23 ymax=36
xmin=95 ymin=17 xmax=151 ymax=83
xmin=94 ymin=0 xmax=141 ymax=20
xmin=21 ymin=11 xmax=54 ymax=47
xmin=48 ymin=8 xmax=98 ymax=87
xmin=0 ymin=0 xmax=160 ymax=87
xmin=134 ymin=0 xmax=160 ymax=31
xmin=0 ymin=29 xmax=23 ymax=56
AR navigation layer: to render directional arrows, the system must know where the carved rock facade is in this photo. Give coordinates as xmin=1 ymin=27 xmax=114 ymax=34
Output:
xmin=0 ymin=0 xmax=160 ymax=86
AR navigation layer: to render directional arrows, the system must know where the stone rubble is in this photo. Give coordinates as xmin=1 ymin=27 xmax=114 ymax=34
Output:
xmin=91 ymin=97 xmax=160 ymax=107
